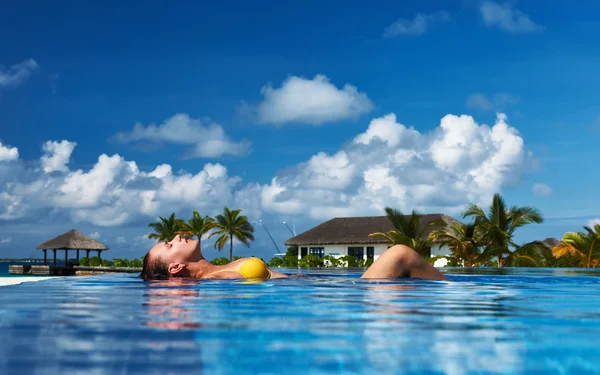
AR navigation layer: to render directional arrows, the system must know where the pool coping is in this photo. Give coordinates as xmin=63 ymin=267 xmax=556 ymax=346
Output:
xmin=0 ymin=277 xmax=58 ymax=286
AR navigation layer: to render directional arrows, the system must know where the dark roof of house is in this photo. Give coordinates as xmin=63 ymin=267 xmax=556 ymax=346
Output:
xmin=284 ymin=214 xmax=460 ymax=246
xmin=541 ymin=237 xmax=561 ymax=247
xmin=35 ymin=229 xmax=109 ymax=251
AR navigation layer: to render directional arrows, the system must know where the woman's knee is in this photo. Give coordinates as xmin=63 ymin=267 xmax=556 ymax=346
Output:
xmin=385 ymin=245 xmax=418 ymax=260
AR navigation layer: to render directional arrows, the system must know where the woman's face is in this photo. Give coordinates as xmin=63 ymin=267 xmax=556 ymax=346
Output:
xmin=147 ymin=234 xmax=201 ymax=264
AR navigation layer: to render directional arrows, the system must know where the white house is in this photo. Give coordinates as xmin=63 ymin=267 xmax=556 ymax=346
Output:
xmin=284 ymin=215 xmax=460 ymax=263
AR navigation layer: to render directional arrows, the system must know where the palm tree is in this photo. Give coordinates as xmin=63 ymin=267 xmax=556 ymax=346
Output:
xmin=463 ymin=193 xmax=544 ymax=267
xmin=208 ymin=207 xmax=255 ymax=261
xmin=507 ymin=241 xmax=554 ymax=267
xmin=369 ymin=207 xmax=446 ymax=257
xmin=147 ymin=213 xmax=184 ymax=242
xmin=429 ymin=222 xmax=481 ymax=267
xmin=553 ymin=224 xmax=600 ymax=268
xmin=177 ymin=210 xmax=216 ymax=252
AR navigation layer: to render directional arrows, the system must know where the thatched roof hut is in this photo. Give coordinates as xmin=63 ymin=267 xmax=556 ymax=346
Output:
xmin=36 ymin=229 xmax=109 ymax=265
xmin=284 ymin=214 xmax=460 ymax=246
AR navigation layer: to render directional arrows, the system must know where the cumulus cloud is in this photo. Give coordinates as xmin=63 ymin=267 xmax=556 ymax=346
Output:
xmin=479 ymin=1 xmax=543 ymax=34
xmin=0 ymin=59 xmax=39 ymax=88
xmin=532 ymin=183 xmax=552 ymax=197
xmin=41 ymin=140 xmax=77 ymax=173
xmin=0 ymin=139 xmax=243 ymax=227
xmin=0 ymin=237 xmax=11 ymax=244
xmin=256 ymin=75 xmax=374 ymax=125
xmin=0 ymin=112 xmax=533 ymax=240
xmin=0 ymin=141 xmax=19 ymax=161
xmin=114 ymin=114 xmax=251 ymax=158
xmin=466 ymin=93 xmax=519 ymax=112
xmin=383 ymin=11 xmax=452 ymax=37
xmin=257 ymin=112 xmax=529 ymax=220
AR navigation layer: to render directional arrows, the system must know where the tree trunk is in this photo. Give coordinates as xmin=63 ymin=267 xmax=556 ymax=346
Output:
xmin=229 ymin=234 xmax=233 ymax=261
xmin=498 ymin=253 xmax=503 ymax=267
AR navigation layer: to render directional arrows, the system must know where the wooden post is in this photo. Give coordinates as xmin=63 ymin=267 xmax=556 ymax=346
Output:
xmin=43 ymin=249 xmax=47 ymax=265
xmin=98 ymin=250 xmax=101 ymax=260
xmin=65 ymin=249 xmax=68 ymax=265
xmin=86 ymin=250 xmax=90 ymax=258
xmin=53 ymin=249 xmax=56 ymax=265
xmin=77 ymin=249 xmax=80 ymax=261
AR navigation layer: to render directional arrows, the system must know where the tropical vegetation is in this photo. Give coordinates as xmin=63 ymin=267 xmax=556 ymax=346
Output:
xmin=146 ymin=207 xmax=255 ymax=261
xmin=176 ymin=210 xmax=216 ymax=252
xmin=140 ymin=196 xmax=599 ymax=269
xmin=209 ymin=207 xmax=255 ymax=261
xmin=147 ymin=213 xmax=183 ymax=242
xmin=553 ymin=224 xmax=600 ymax=268
xmin=368 ymin=208 xmax=445 ymax=257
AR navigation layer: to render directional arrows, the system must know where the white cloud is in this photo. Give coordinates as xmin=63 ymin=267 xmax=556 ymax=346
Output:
xmin=41 ymin=140 xmax=77 ymax=173
xmin=0 ymin=59 xmax=39 ymax=88
xmin=88 ymin=232 xmax=101 ymax=240
xmin=115 ymin=236 xmax=126 ymax=244
xmin=383 ymin=11 xmax=452 ymax=37
xmin=114 ymin=114 xmax=251 ymax=158
xmin=0 ymin=142 xmax=19 ymax=161
xmin=479 ymin=1 xmax=543 ymax=34
xmin=0 ymin=112 xmax=533 ymax=242
xmin=256 ymin=74 xmax=374 ymax=125
xmin=532 ymin=183 xmax=552 ymax=197
xmin=466 ymin=93 xmax=519 ymax=112
xmin=257 ymin=112 xmax=529 ymax=220
xmin=0 ymin=237 xmax=11 ymax=244
xmin=587 ymin=218 xmax=600 ymax=228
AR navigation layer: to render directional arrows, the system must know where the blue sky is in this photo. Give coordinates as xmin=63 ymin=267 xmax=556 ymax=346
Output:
xmin=0 ymin=0 xmax=599 ymax=260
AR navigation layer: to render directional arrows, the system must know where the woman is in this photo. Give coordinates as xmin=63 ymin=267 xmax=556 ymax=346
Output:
xmin=141 ymin=234 xmax=447 ymax=281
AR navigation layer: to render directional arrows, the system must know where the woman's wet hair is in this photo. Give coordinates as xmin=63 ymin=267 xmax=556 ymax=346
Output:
xmin=140 ymin=254 xmax=170 ymax=281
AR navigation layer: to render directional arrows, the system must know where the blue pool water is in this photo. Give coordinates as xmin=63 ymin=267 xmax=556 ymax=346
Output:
xmin=1 ymin=268 xmax=600 ymax=375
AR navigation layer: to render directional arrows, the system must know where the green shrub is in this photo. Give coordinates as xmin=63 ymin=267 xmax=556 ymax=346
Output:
xmin=101 ymin=259 xmax=111 ymax=267
xmin=211 ymin=257 xmax=230 ymax=266
xmin=79 ymin=257 xmax=90 ymax=266
xmin=338 ymin=255 xmax=358 ymax=267
xmin=269 ymin=257 xmax=284 ymax=267
xmin=268 ymin=246 xmax=299 ymax=268
xmin=322 ymin=255 xmax=342 ymax=267
xmin=112 ymin=258 xmax=130 ymax=267
xmin=129 ymin=259 xmax=143 ymax=268
xmin=89 ymin=256 xmax=102 ymax=267
xmin=359 ymin=259 xmax=374 ymax=267
xmin=298 ymin=254 xmax=324 ymax=268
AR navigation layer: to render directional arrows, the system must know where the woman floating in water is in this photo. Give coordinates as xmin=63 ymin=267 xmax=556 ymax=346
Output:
xmin=141 ymin=234 xmax=447 ymax=281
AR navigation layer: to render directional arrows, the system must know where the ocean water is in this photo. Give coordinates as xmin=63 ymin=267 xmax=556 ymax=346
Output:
xmin=1 ymin=268 xmax=599 ymax=375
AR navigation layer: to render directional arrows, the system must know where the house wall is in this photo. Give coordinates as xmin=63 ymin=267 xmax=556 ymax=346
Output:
xmin=431 ymin=243 xmax=451 ymax=257
xmin=297 ymin=243 xmax=391 ymax=261
xmin=297 ymin=243 xmax=451 ymax=260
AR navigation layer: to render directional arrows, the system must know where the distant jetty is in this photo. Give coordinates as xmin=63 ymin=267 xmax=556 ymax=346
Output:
xmin=9 ymin=264 xmax=142 ymax=276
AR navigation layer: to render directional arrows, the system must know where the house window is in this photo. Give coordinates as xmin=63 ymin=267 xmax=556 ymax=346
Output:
xmin=309 ymin=247 xmax=325 ymax=258
xmin=300 ymin=247 xmax=308 ymax=258
xmin=367 ymin=246 xmax=374 ymax=261
xmin=348 ymin=246 xmax=364 ymax=262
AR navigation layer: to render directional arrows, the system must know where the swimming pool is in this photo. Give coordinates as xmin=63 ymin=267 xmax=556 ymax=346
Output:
xmin=1 ymin=268 xmax=599 ymax=375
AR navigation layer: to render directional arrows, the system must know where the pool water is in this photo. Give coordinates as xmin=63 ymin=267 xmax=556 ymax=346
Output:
xmin=1 ymin=268 xmax=599 ymax=375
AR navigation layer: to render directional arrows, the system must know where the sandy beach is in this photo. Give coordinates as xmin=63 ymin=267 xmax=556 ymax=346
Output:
xmin=0 ymin=277 xmax=53 ymax=286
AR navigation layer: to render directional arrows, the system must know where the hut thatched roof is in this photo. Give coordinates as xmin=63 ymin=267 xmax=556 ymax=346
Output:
xmin=35 ymin=229 xmax=109 ymax=251
xmin=284 ymin=214 xmax=460 ymax=246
